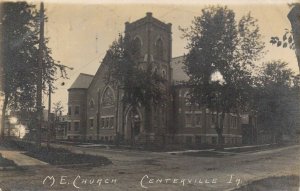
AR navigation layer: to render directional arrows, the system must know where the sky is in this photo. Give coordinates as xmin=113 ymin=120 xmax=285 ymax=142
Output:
xmin=34 ymin=0 xmax=299 ymax=113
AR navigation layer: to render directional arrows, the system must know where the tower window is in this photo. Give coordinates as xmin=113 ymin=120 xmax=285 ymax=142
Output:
xmin=132 ymin=37 xmax=142 ymax=58
xmin=155 ymin=38 xmax=163 ymax=60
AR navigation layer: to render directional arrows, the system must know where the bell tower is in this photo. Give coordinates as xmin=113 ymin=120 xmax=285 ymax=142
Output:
xmin=125 ymin=12 xmax=172 ymax=82
xmin=124 ymin=12 xmax=172 ymax=143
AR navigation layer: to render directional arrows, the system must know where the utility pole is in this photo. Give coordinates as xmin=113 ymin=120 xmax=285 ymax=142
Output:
xmin=36 ymin=2 xmax=44 ymax=149
xmin=115 ymin=85 xmax=119 ymax=146
xmin=47 ymin=84 xmax=51 ymax=148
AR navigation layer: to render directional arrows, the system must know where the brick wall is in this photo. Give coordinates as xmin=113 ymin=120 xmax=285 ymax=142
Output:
xmin=67 ymin=89 xmax=87 ymax=141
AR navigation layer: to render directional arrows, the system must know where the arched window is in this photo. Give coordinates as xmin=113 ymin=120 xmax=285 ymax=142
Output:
xmin=89 ymin=99 xmax=95 ymax=109
xmin=132 ymin=37 xmax=142 ymax=58
xmin=102 ymin=87 xmax=115 ymax=107
xmin=162 ymin=69 xmax=166 ymax=79
xmin=155 ymin=38 xmax=164 ymax=60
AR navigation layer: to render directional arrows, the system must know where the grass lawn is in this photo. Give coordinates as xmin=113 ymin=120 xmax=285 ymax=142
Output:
xmin=0 ymin=154 xmax=16 ymax=167
xmin=25 ymin=147 xmax=112 ymax=166
xmin=9 ymin=140 xmax=112 ymax=167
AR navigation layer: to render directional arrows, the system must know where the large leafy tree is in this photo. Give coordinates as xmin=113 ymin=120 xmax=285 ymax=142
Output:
xmin=254 ymin=61 xmax=299 ymax=142
xmin=0 ymin=2 xmax=66 ymax=139
xmin=105 ymin=35 xmax=166 ymax=133
xmin=181 ymin=6 xmax=265 ymax=145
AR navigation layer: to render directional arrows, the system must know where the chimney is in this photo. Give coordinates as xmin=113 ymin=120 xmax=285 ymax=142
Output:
xmin=146 ymin=12 xmax=152 ymax=17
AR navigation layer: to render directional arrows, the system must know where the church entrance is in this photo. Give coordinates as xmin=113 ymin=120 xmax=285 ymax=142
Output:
xmin=124 ymin=107 xmax=142 ymax=144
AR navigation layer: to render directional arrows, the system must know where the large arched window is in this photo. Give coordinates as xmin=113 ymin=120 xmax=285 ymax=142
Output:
xmin=155 ymin=38 xmax=164 ymax=60
xmin=102 ymin=87 xmax=115 ymax=107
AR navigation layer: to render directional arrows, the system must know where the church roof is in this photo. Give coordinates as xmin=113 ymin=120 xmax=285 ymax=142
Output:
xmin=70 ymin=57 xmax=189 ymax=90
xmin=171 ymin=56 xmax=189 ymax=82
xmin=69 ymin=73 xmax=94 ymax=90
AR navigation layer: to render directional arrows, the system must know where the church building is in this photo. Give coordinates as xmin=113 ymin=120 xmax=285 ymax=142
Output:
xmin=66 ymin=12 xmax=249 ymax=146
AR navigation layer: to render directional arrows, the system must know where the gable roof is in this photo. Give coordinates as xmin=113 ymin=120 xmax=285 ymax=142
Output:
xmin=171 ymin=56 xmax=189 ymax=82
xmin=70 ymin=56 xmax=189 ymax=90
xmin=69 ymin=73 xmax=94 ymax=90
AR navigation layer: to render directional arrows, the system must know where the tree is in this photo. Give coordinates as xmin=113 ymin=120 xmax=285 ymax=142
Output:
xmin=268 ymin=3 xmax=300 ymax=142
xmin=105 ymin=35 xmax=166 ymax=134
xmin=269 ymin=3 xmax=299 ymax=50
xmin=270 ymin=3 xmax=300 ymax=71
xmin=51 ymin=101 xmax=64 ymax=143
xmin=270 ymin=30 xmax=295 ymax=49
xmin=1 ymin=2 xmax=38 ymax=139
xmin=0 ymin=2 xmax=68 ymax=140
xmin=52 ymin=101 xmax=64 ymax=118
xmin=254 ymin=61 xmax=299 ymax=142
xmin=181 ymin=6 xmax=265 ymax=146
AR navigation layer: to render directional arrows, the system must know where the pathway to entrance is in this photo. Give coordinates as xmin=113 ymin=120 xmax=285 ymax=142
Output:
xmin=0 ymin=146 xmax=47 ymax=167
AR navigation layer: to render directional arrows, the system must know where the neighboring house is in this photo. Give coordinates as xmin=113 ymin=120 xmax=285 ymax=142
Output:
xmin=66 ymin=12 xmax=248 ymax=146
xmin=55 ymin=114 xmax=68 ymax=140
xmin=241 ymin=114 xmax=258 ymax=145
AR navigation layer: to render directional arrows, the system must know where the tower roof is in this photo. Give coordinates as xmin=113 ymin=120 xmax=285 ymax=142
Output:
xmin=125 ymin=12 xmax=172 ymax=33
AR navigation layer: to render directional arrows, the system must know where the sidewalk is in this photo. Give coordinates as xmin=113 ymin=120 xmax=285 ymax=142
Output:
xmin=54 ymin=140 xmax=276 ymax=155
xmin=0 ymin=146 xmax=47 ymax=167
xmin=167 ymin=143 xmax=274 ymax=155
